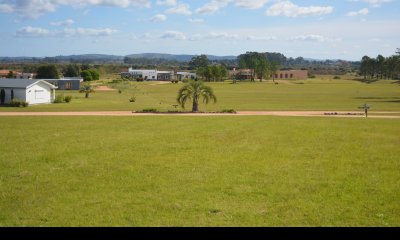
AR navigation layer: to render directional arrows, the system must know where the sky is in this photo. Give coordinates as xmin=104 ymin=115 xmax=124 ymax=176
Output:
xmin=0 ymin=0 xmax=399 ymax=60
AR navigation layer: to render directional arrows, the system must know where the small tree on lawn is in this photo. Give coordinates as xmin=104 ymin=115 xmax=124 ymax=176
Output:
xmin=177 ymin=80 xmax=217 ymax=112
xmin=79 ymin=85 xmax=95 ymax=98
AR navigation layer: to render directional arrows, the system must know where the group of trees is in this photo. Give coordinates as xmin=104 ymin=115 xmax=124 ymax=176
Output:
xmin=34 ymin=64 xmax=100 ymax=81
xmin=189 ymin=55 xmax=228 ymax=82
xmin=238 ymin=52 xmax=280 ymax=82
xmin=360 ymin=49 xmax=400 ymax=80
xmin=196 ymin=65 xmax=228 ymax=82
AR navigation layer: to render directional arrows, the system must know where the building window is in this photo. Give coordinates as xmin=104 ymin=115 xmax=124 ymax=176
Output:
xmin=290 ymin=74 xmax=293 ymax=78
xmin=285 ymin=74 xmax=288 ymax=78
xmin=280 ymin=74 xmax=283 ymax=78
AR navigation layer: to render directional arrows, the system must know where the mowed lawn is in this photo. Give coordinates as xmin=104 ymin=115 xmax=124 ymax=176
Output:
xmin=0 ymin=116 xmax=399 ymax=226
xmin=0 ymin=79 xmax=399 ymax=112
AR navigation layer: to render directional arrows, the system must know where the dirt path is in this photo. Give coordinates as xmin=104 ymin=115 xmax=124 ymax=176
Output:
xmin=1 ymin=111 xmax=399 ymax=118
xmin=148 ymin=81 xmax=172 ymax=86
xmin=95 ymin=86 xmax=116 ymax=91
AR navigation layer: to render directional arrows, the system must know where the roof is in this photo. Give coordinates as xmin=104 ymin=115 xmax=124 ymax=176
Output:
xmin=0 ymin=79 xmax=57 ymax=89
xmin=0 ymin=70 xmax=21 ymax=75
xmin=44 ymin=78 xmax=83 ymax=82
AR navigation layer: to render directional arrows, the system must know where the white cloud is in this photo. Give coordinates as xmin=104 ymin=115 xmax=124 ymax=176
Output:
xmin=50 ymin=19 xmax=75 ymax=26
xmin=62 ymin=28 xmax=117 ymax=37
xmin=234 ymin=0 xmax=270 ymax=9
xmin=346 ymin=8 xmax=369 ymax=17
xmin=0 ymin=3 xmax=13 ymax=12
xmin=0 ymin=0 xmax=151 ymax=19
xmin=189 ymin=18 xmax=204 ymax=23
xmin=16 ymin=26 xmax=51 ymax=37
xmin=156 ymin=0 xmax=177 ymax=6
xmin=290 ymin=34 xmax=341 ymax=42
xmin=16 ymin=26 xmax=117 ymax=38
xmin=189 ymin=32 xmax=240 ymax=41
xmin=150 ymin=14 xmax=167 ymax=22
xmin=165 ymin=3 xmax=192 ymax=15
xmin=246 ymin=35 xmax=277 ymax=41
xmin=266 ymin=1 xmax=333 ymax=17
xmin=208 ymin=32 xmax=239 ymax=39
xmin=160 ymin=31 xmax=186 ymax=40
xmin=350 ymin=0 xmax=392 ymax=8
xmin=196 ymin=0 xmax=231 ymax=15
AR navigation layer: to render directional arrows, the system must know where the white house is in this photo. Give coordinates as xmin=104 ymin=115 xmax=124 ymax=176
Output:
xmin=0 ymin=79 xmax=57 ymax=105
xmin=128 ymin=68 xmax=158 ymax=80
xmin=177 ymin=72 xmax=196 ymax=81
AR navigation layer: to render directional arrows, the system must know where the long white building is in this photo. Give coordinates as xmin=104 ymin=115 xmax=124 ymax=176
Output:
xmin=121 ymin=68 xmax=176 ymax=81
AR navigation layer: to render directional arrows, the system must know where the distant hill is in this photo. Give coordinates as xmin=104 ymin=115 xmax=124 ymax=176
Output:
xmin=125 ymin=53 xmax=237 ymax=62
xmin=53 ymin=54 xmax=124 ymax=61
xmin=0 ymin=53 xmax=237 ymax=64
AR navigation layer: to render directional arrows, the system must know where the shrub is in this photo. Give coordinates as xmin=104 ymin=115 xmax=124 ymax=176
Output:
xmin=220 ymin=109 xmax=236 ymax=113
xmin=81 ymin=70 xmax=93 ymax=81
xmin=333 ymin=76 xmax=341 ymax=79
xmin=54 ymin=94 xmax=65 ymax=103
xmin=309 ymin=75 xmax=316 ymax=79
xmin=64 ymin=95 xmax=72 ymax=103
xmin=141 ymin=108 xmax=158 ymax=113
xmin=118 ymin=90 xmax=122 ymax=94
xmin=129 ymin=96 xmax=136 ymax=102
xmin=10 ymin=99 xmax=28 ymax=107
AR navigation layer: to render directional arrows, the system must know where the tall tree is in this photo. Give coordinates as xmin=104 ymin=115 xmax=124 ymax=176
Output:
xmin=270 ymin=61 xmax=280 ymax=83
xmin=376 ymin=55 xmax=386 ymax=79
xmin=360 ymin=56 xmax=370 ymax=80
xmin=238 ymin=52 xmax=270 ymax=81
xmin=64 ymin=64 xmax=81 ymax=77
xmin=177 ymin=80 xmax=217 ymax=112
xmin=189 ymin=55 xmax=210 ymax=70
xmin=36 ymin=65 xmax=60 ymax=79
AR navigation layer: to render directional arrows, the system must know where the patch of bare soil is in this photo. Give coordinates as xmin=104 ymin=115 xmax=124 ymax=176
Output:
xmin=95 ymin=86 xmax=116 ymax=91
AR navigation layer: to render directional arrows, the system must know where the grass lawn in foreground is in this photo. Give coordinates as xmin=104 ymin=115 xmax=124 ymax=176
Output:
xmin=0 ymin=79 xmax=399 ymax=112
xmin=0 ymin=116 xmax=399 ymax=226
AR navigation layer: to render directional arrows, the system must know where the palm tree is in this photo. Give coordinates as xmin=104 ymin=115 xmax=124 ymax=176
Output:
xmin=177 ymin=80 xmax=217 ymax=112
xmin=79 ymin=84 xmax=95 ymax=98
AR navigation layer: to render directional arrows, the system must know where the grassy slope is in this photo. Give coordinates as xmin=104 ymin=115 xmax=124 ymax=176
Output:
xmin=0 ymin=79 xmax=399 ymax=112
xmin=0 ymin=116 xmax=399 ymax=226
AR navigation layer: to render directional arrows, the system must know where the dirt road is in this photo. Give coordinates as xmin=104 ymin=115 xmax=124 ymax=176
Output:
xmin=0 ymin=111 xmax=399 ymax=118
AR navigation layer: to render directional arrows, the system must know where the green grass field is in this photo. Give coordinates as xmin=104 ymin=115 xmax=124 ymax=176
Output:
xmin=0 ymin=116 xmax=399 ymax=226
xmin=1 ymin=78 xmax=399 ymax=112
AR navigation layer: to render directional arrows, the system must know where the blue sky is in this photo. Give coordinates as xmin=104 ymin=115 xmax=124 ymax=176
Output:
xmin=0 ymin=0 xmax=399 ymax=60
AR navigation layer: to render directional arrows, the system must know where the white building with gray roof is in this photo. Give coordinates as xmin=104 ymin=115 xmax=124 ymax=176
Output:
xmin=0 ymin=79 xmax=57 ymax=105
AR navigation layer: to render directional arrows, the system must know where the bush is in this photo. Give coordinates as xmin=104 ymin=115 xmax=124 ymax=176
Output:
xmin=21 ymin=101 xmax=29 ymax=107
xmin=140 ymin=108 xmax=158 ymax=113
xmin=309 ymin=75 xmax=316 ymax=79
xmin=10 ymin=99 xmax=29 ymax=107
xmin=54 ymin=94 xmax=65 ymax=103
xmin=220 ymin=109 xmax=236 ymax=113
xmin=333 ymin=76 xmax=341 ymax=79
xmin=129 ymin=96 xmax=136 ymax=102
xmin=64 ymin=95 xmax=72 ymax=103
xmin=118 ymin=90 xmax=122 ymax=94
xmin=81 ymin=70 xmax=93 ymax=81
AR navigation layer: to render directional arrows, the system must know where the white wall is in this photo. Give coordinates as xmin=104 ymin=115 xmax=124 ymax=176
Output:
xmin=26 ymin=82 xmax=53 ymax=104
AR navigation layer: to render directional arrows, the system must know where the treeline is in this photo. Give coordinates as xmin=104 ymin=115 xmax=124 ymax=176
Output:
xmin=2 ymin=64 xmax=104 ymax=81
xmin=360 ymin=49 xmax=400 ymax=80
